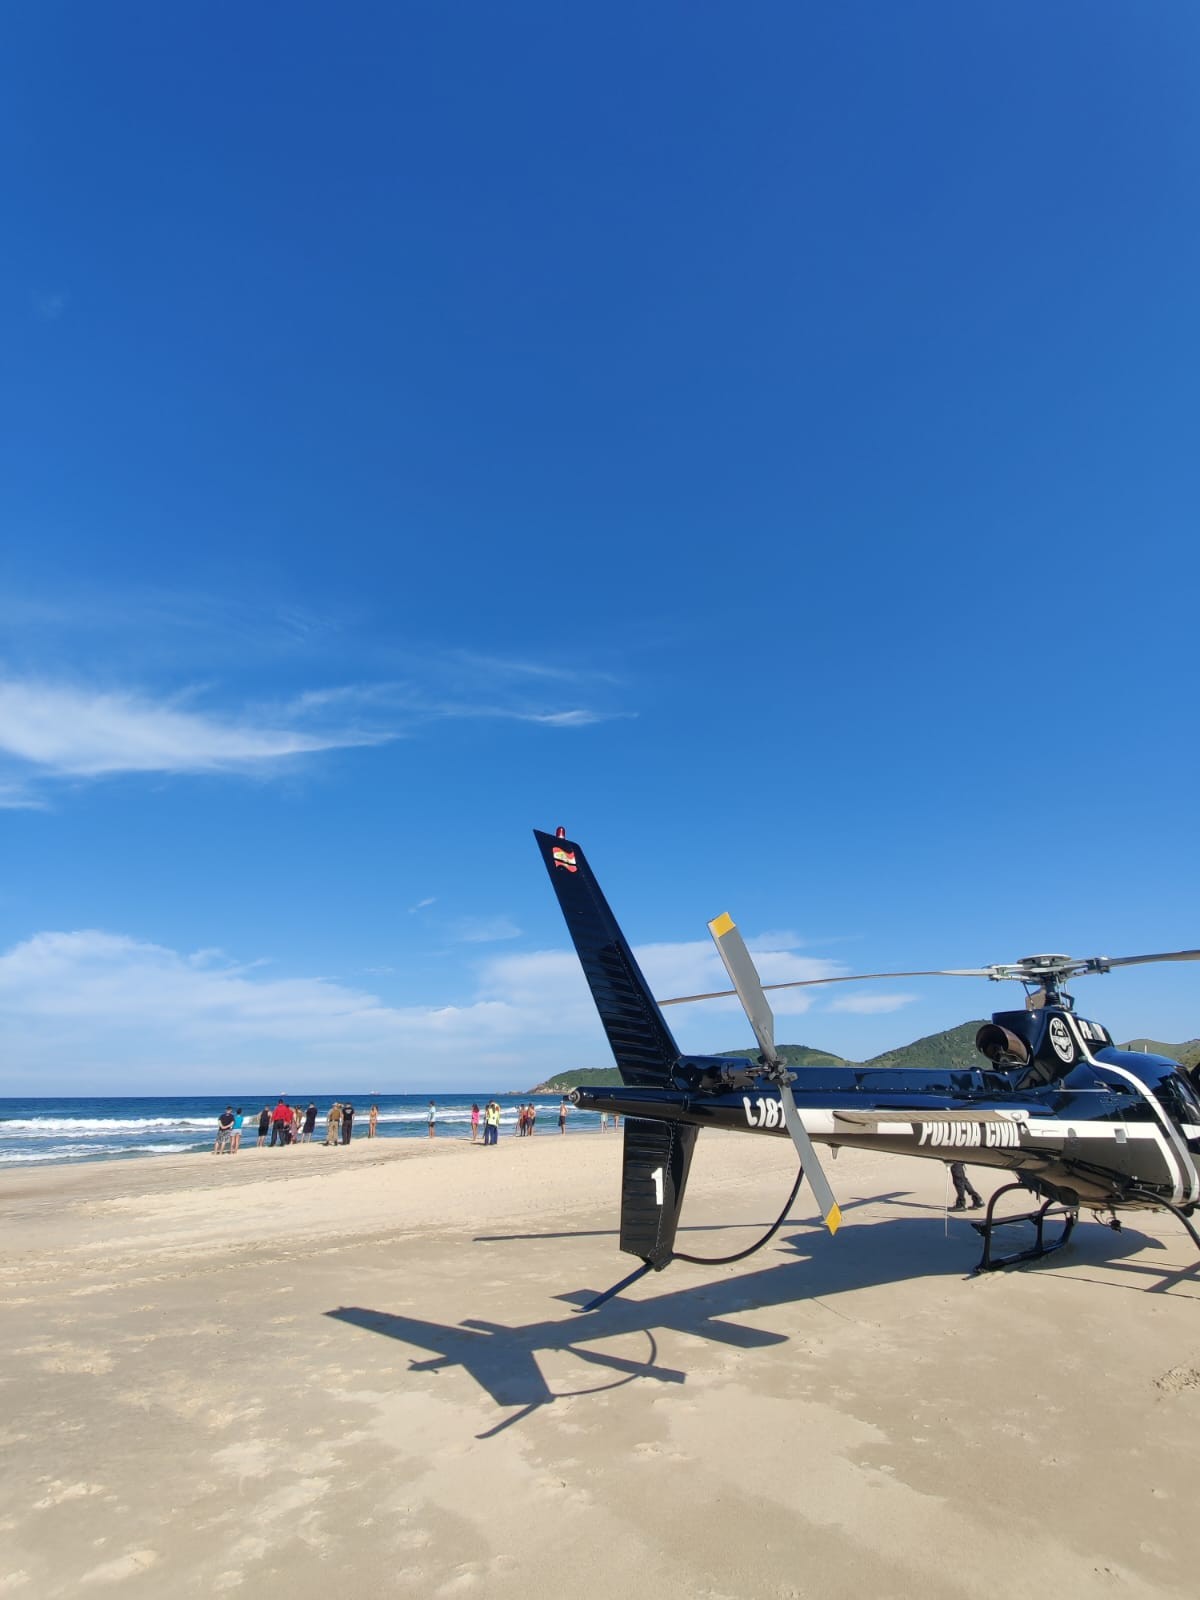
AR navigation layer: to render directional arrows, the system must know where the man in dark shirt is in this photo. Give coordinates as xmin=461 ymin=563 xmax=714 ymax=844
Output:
xmin=214 ymin=1106 xmax=234 ymax=1155
xmin=303 ymin=1102 xmax=318 ymax=1143
xmin=341 ymin=1102 xmax=355 ymax=1143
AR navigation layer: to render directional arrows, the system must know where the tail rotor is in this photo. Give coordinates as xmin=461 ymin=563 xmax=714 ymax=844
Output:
xmin=707 ymin=912 xmax=842 ymax=1236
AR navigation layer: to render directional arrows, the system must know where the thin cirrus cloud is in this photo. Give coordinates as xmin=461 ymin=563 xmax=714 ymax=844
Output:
xmin=0 ymin=679 xmax=390 ymax=782
xmin=826 ymin=992 xmax=918 ymax=1015
xmin=281 ymin=680 xmax=631 ymax=731
xmin=0 ymin=663 xmax=632 ymax=803
xmin=453 ymin=916 xmax=523 ymax=944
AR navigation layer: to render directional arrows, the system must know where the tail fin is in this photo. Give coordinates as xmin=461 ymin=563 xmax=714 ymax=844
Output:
xmin=533 ymin=830 xmax=681 ymax=1086
xmin=536 ymin=829 xmax=697 ymax=1278
xmin=620 ymin=1117 xmax=697 ymax=1267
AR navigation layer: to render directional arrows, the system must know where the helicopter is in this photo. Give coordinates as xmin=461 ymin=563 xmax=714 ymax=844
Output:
xmin=533 ymin=829 xmax=1200 ymax=1304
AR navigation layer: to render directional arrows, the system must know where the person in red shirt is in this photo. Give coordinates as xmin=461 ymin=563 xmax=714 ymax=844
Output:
xmin=270 ymin=1098 xmax=291 ymax=1147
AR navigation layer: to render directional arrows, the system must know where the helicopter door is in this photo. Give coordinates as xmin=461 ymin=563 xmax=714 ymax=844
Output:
xmin=1156 ymin=1070 xmax=1200 ymax=1151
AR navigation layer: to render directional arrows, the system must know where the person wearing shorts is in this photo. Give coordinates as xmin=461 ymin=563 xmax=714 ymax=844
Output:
xmin=214 ymin=1106 xmax=234 ymax=1155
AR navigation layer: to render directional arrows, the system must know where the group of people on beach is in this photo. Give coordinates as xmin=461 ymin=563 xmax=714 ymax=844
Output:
xmin=465 ymin=1096 xmax=581 ymax=1143
xmin=213 ymin=1099 xmax=380 ymax=1153
xmin=217 ymin=1095 xmax=603 ymax=1154
xmin=469 ymin=1100 xmax=504 ymax=1144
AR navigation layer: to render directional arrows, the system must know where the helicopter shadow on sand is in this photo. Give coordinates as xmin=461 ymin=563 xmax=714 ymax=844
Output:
xmin=471 ymin=1188 xmax=909 ymax=1246
xmin=326 ymin=1208 xmax=1162 ymax=1440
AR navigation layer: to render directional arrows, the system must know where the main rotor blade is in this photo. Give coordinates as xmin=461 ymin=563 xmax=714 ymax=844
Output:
xmin=1093 ymin=949 xmax=1200 ymax=971
xmin=660 ymin=966 xmax=992 ymax=1006
xmin=707 ymin=912 xmax=841 ymax=1236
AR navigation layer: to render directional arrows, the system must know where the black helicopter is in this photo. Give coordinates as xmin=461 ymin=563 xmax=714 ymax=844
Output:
xmin=534 ymin=829 xmax=1200 ymax=1300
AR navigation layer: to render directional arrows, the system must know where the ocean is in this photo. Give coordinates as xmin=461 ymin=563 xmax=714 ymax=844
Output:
xmin=0 ymin=1092 xmax=589 ymax=1168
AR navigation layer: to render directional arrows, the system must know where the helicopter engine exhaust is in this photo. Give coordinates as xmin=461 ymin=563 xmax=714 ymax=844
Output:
xmin=975 ymin=1024 xmax=1031 ymax=1066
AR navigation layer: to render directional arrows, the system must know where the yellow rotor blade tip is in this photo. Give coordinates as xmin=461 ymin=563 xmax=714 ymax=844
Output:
xmin=825 ymin=1204 xmax=842 ymax=1236
xmin=709 ymin=912 xmax=735 ymax=938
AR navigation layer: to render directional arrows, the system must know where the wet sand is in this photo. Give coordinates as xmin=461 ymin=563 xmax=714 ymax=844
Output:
xmin=2 ymin=1130 xmax=1199 ymax=1597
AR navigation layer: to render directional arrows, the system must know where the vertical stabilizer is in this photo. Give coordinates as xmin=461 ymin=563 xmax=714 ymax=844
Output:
xmin=533 ymin=830 xmax=681 ymax=1086
xmin=619 ymin=1117 xmax=698 ymax=1267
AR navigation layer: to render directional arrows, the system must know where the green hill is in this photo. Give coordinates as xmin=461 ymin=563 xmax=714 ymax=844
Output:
xmin=1122 ymin=1038 xmax=1200 ymax=1070
xmin=861 ymin=1020 xmax=990 ymax=1073
xmin=530 ymin=1067 xmax=623 ymax=1092
xmin=716 ymin=1043 xmax=847 ymax=1068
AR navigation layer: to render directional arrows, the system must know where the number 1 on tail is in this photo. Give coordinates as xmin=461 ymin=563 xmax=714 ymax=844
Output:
xmin=651 ymin=1166 xmax=664 ymax=1207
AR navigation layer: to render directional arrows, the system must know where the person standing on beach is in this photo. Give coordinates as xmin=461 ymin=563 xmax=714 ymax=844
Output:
xmin=428 ymin=1100 xmax=436 ymax=1139
xmin=325 ymin=1102 xmax=342 ymax=1146
xmin=270 ymin=1098 xmax=291 ymax=1147
xmin=214 ymin=1106 xmax=234 ymax=1154
xmin=558 ymin=1097 xmax=569 ymax=1134
xmin=528 ymin=1102 xmax=537 ymax=1135
xmin=368 ymin=1104 xmax=378 ymax=1138
xmin=257 ymin=1106 xmax=271 ymax=1146
xmin=949 ymin=1161 xmax=984 ymax=1210
xmin=303 ymin=1102 xmax=317 ymax=1143
xmin=470 ymin=1103 xmax=480 ymax=1143
xmin=485 ymin=1100 xmax=500 ymax=1145
xmin=231 ymin=1108 xmax=245 ymax=1153
xmin=342 ymin=1101 xmax=355 ymax=1143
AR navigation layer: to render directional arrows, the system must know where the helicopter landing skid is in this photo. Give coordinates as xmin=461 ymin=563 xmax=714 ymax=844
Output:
xmin=970 ymin=1182 xmax=1078 ymax=1272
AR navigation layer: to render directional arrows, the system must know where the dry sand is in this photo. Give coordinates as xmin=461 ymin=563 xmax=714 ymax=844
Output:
xmin=2 ymin=1129 xmax=1199 ymax=1598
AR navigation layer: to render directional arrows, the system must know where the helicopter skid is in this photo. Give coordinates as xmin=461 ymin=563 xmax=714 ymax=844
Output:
xmin=970 ymin=1181 xmax=1078 ymax=1272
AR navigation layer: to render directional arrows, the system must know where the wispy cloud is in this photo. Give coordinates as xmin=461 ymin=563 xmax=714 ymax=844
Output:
xmin=451 ymin=651 xmax=622 ymax=686
xmin=408 ymin=897 xmax=437 ymax=914
xmin=453 ymin=916 xmax=522 ymax=944
xmin=0 ymin=679 xmax=391 ymax=781
xmin=519 ymin=708 xmax=633 ymax=728
xmin=826 ymin=992 xmax=917 ymax=1015
xmin=0 ymin=782 xmax=47 ymax=811
xmin=32 ymin=290 xmax=68 ymax=321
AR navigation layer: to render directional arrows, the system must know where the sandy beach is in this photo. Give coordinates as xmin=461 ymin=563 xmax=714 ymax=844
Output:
xmin=2 ymin=1130 xmax=1199 ymax=1597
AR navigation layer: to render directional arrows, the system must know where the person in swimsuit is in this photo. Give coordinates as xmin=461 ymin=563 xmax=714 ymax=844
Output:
xmin=368 ymin=1104 xmax=378 ymax=1138
xmin=470 ymin=1103 xmax=480 ymax=1143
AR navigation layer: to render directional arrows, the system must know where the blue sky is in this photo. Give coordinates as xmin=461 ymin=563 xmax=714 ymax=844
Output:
xmin=1 ymin=4 xmax=1197 ymax=1093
